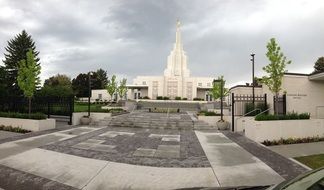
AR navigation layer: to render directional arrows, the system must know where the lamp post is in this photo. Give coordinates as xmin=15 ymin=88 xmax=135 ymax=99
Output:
xmin=88 ymin=72 xmax=93 ymax=117
xmin=250 ymin=53 xmax=255 ymax=106
xmin=213 ymin=78 xmax=224 ymax=121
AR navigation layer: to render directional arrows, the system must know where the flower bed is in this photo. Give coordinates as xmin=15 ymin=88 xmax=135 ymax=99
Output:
xmin=0 ymin=125 xmax=31 ymax=133
xmin=262 ymin=136 xmax=324 ymax=146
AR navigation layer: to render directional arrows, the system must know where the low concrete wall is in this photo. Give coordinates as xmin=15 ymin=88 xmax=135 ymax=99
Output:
xmin=245 ymin=119 xmax=324 ymax=142
xmin=72 ymin=112 xmax=112 ymax=125
xmin=0 ymin=117 xmax=55 ymax=131
xmin=198 ymin=116 xmax=231 ymax=127
xmin=235 ymin=117 xmax=254 ymax=132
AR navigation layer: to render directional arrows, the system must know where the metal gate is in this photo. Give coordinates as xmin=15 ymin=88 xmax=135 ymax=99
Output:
xmin=273 ymin=94 xmax=286 ymax=115
xmin=231 ymin=93 xmax=267 ymax=131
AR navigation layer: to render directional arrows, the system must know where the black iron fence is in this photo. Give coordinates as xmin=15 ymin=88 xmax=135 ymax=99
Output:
xmin=273 ymin=94 xmax=286 ymax=115
xmin=0 ymin=96 xmax=74 ymax=124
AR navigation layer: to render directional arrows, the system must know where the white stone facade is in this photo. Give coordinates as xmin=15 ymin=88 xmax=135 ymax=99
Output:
xmin=128 ymin=21 xmax=214 ymax=100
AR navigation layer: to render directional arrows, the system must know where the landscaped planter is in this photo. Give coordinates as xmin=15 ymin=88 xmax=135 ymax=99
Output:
xmin=245 ymin=119 xmax=324 ymax=142
xmin=216 ymin=120 xmax=230 ymax=130
xmin=72 ymin=112 xmax=112 ymax=125
xmin=0 ymin=117 xmax=55 ymax=132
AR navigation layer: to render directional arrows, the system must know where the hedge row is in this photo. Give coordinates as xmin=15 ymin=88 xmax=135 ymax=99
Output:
xmin=262 ymin=136 xmax=324 ymax=146
xmin=255 ymin=112 xmax=310 ymax=121
xmin=0 ymin=112 xmax=47 ymax=120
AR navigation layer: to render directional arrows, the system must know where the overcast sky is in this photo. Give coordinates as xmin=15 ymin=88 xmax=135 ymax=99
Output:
xmin=0 ymin=0 xmax=324 ymax=86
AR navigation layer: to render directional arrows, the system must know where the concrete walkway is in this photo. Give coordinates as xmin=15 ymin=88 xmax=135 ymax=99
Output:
xmin=268 ymin=141 xmax=324 ymax=158
xmin=195 ymin=131 xmax=284 ymax=187
xmin=0 ymin=148 xmax=219 ymax=190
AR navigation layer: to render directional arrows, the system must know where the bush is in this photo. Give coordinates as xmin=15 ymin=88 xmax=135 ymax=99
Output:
xmin=245 ymin=103 xmax=268 ymax=116
xmin=157 ymin=96 xmax=163 ymax=100
xmin=0 ymin=125 xmax=31 ymax=133
xmin=142 ymin=96 xmax=150 ymax=99
xmin=255 ymin=112 xmax=310 ymax=121
xmin=193 ymin=98 xmax=203 ymax=101
xmin=0 ymin=112 xmax=47 ymax=120
xmin=175 ymin=96 xmax=181 ymax=100
xmin=182 ymin=98 xmax=188 ymax=100
xmin=163 ymin=96 xmax=170 ymax=100
xmin=198 ymin=111 xmax=220 ymax=116
xmin=262 ymin=136 xmax=324 ymax=146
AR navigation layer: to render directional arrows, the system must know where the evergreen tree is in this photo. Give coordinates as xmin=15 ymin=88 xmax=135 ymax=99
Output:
xmin=96 ymin=68 xmax=108 ymax=89
xmin=72 ymin=73 xmax=89 ymax=97
xmin=313 ymin=57 xmax=324 ymax=74
xmin=0 ymin=66 xmax=8 ymax=96
xmin=3 ymin=30 xmax=40 ymax=95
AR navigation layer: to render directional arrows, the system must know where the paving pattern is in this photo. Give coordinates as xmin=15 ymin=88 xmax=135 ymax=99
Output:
xmin=41 ymin=126 xmax=210 ymax=167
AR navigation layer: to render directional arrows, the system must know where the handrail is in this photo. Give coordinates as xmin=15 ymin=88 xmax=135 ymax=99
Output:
xmin=236 ymin=109 xmax=261 ymax=121
xmin=254 ymin=108 xmax=271 ymax=117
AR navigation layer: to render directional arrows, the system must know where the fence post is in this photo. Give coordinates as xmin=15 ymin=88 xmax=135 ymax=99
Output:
xmin=47 ymin=97 xmax=50 ymax=118
xmin=69 ymin=96 xmax=74 ymax=125
xmin=231 ymin=93 xmax=235 ymax=132
xmin=283 ymin=94 xmax=286 ymax=115
xmin=264 ymin=93 xmax=267 ymax=106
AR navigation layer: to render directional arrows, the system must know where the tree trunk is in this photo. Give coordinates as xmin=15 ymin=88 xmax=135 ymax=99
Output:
xmin=275 ymin=92 xmax=279 ymax=115
xmin=28 ymin=97 xmax=31 ymax=118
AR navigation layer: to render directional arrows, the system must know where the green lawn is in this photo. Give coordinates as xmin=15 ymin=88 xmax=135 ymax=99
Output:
xmin=295 ymin=154 xmax=324 ymax=169
xmin=74 ymin=103 xmax=107 ymax=112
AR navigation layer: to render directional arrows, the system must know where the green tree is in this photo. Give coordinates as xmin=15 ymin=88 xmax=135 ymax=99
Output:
xmin=3 ymin=30 xmax=40 ymax=95
xmin=95 ymin=68 xmax=108 ymax=89
xmin=44 ymin=74 xmax=72 ymax=87
xmin=210 ymin=76 xmax=228 ymax=100
xmin=72 ymin=73 xmax=89 ymax=97
xmin=0 ymin=66 xmax=8 ymax=96
xmin=117 ymin=78 xmax=127 ymax=100
xmin=39 ymin=74 xmax=73 ymax=97
xmin=17 ymin=49 xmax=41 ymax=116
xmin=313 ymin=57 xmax=324 ymax=74
xmin=262 ymin=38 xmax=291 ymax=114
xmin=106 ymin=75 xmax=117 ymax=101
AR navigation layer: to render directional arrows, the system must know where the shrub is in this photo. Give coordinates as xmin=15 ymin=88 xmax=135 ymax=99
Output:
xmin=142 ymin=96 xmax=150 ymax=99
xmin=262 ymin=136 xmax=324 ymax=146
xmin=0 ymin=112 xmax=46 ymax=120
xmin=182 ymin=98 xmax=188 ymax=100
xmin=193 ymin=98 xmax=203 ymax=101
xmin=255 ymin=112 xmax=310 ymax=121
xmin=175 ymin=96 xmax=181 ymax=100
xmin=245 ymin=103 xmax=268 ymax=116
xmin=157 ymin=96 xmax=163 ymax=100
xmin=198 ymin=111 xmax=220 ymax=116
xmin=0 ymin=125 xmax=31 ymax=133
xmin=163 ymin=96 xmax=170 ymax=100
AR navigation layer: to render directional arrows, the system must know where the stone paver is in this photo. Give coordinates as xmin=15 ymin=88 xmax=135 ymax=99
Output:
xmin=268 ymin=141 xmax=324 ymax=158
xmin=195 ymin=131 xmax=284 ymax=187
xmin=0 ymin=131 xmax=22 ymax=140
xmin=41 ymin=127 xmax=209 ymax=167
xmin=133 ymin=148 xmax=156 ymax=157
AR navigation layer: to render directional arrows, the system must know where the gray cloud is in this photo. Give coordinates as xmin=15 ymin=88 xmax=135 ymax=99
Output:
xmin=0 ymin=0 xmax=324 ymax=86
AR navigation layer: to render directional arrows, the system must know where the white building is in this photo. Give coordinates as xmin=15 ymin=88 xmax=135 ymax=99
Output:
xmin=127 ymin=21 xmax=214 ymax=100
xmin=229 ymin=72 xmax=324 ymax=118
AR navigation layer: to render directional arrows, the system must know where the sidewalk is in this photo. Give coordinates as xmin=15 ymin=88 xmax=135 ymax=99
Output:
xmin=195 ymin=131 xmax=284 ymax=187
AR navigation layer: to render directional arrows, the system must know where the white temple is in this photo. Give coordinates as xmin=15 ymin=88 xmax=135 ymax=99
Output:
xmin=127 ymin=21 xmax=214 ymax=100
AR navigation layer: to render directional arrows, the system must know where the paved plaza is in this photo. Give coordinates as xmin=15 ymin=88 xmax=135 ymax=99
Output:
xmin=0 ymin=112 xmax=309 ymax=190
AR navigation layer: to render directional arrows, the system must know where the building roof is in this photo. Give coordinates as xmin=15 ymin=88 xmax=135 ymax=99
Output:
xmin=229 ymin=85 xmax=262 ymax=91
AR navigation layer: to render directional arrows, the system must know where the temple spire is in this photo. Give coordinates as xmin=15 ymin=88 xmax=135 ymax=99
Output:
xmin=176 ymin=20 xmax=181 ymax=46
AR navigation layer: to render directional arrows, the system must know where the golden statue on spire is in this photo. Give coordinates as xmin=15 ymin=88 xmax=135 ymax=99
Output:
xmin=176 ymin=19 xmax=181 ymax=30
